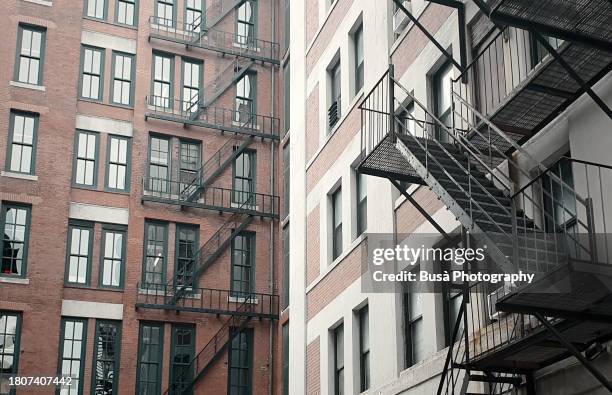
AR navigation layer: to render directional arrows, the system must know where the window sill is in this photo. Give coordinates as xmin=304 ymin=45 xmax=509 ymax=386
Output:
xmin=1 ymin=171 xmax=38 ymax=181
xmin=0 ymin=276 xmax=29 ymax=285
xmin=10 ymin=81 xmax=45 ymax=91
xmin=21 ymin=0 xmax=52 ymax=6
xmin=228 ymin=295 xmax=259 ymax=304
xmin=84 ymin=15 xmax=138 ymax=30
xmin=79 ymin=98 xmax=134 ymax=111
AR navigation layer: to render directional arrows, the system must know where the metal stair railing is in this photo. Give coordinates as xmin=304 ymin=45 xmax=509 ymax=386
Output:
xmin=162 ymin=293 xmax=255 ymax=395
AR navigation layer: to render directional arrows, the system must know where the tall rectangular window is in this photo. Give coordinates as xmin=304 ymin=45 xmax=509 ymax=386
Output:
xmin=137 ymin=323 xmax=163 ymax=395
xmin=179 ymin=140 xmax=201 ymax=192
xmin=0 ymin=312 xmax=21 ymax=392
xmin=353 ymin=24 xmax=364 ymax=94
xmin=15 ymin=25 xmax=46 ymax=86
xmin=92 ymin=320 xmax=121 ymax=394
xmin=332 ymin=187 xmax=342 ymax=260
xmin=235 ymin=73 xmax=256 ymax=124
xmin=356 ymin=172 xmax=367 ymax=237
xmin=85 ymin=0 xmax=107 ymax=19
xmin=328 ymin=59 xmax=341 ymax=130
xmin=59 ymin=318 xmax=88 ymax=395
xmin=156 ymin=0 xmax=175 ymax=26
xmin=66 ymin=221 xmax=94 ymax=285
xmin=0 ymin=204 xmax=30 ymax=278
xmin=152 ymin=53 xmax=174 ymax=108
xmin=170 ymin=324 xmax=195 ymax=395
xmin=282 ymin=323 xmax=289 ymax=395
xmin=433 ymin=62 xmax=453 ymax=142
xmin=148 ymin=135 xmax=170 ymax=193
xmin=73 ymin=131 xmax=99 ymax=187
xmin=231 ymin=233 xmax=254 ymax=297
xmin=283 ymin=63 xmax=290 ymax=134
xmin=80 ymin=46 xmax=104 ymax=101
xmin=143 ymin=221 xmax=167 ymax=287
xmin=283 ymin=143 xmax=290 ymax=218
xmin=175 ymin=225 xmax=198 ymax=288
xmin=100 ymin=227 xmax=126 ymax=288
xmin=404 ymin=279 xmax=424 ymax=367
xmin=333 ymin=324 xmax=344 ymax=395
xmin=6 ymin=111 xmax=38 ymax=175
xmin=236 ymin=1 xmax=256 ymax=45
xmin=228 ymin=328 xmax=253 ymax=395
xmin=185 ymin=0 xmax=203 ymax=32
xmin=182 ymin=59 xmax=202 ymax=112
xmin=359 ymin=306 xmax=370 ymax=392
xmin=233 ymin=150 xmax=256 ymax=205
xmin=111 ymin=52 xmax=134 ymax=106
xmin=116 ymin=0 xmax=137 ymax=26
xmin=282 ymin=225 xmax=290 ymax=309
xmin=106 ymin=135 xmax=130 ymax=192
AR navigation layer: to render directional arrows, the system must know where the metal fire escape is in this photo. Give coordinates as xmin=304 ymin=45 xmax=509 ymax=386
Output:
xmin=139 ymin=1 xmax=280 ymax=394
xmin=359 ymin=1 xmax=612 ymax=393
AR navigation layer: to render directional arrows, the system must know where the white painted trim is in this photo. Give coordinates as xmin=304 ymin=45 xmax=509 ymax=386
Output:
xmin=10 ymin=81 xmax=46 ymax=91
xmin=0 ymin=277 xmax=30 ymax=285
xmin=61 ymin=300 xmax=123 ymax=320
xmin=81 ymin=30 xmax=137 ymax=54
xmin=69 ymin=202 xmax=129 ymax=225
xmin=228 ymin=296 xmax=259 ymax=304
xmin=21 ymin=0 xmax=52 ymax=6
xmin=1 ymin=171 xmax=38 ymax=181
xmin=76 ymin=114 xmax=133 ymax=137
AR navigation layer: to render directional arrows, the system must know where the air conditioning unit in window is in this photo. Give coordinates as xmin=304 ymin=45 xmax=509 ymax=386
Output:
xmin=393 ymin=1 xmax=411 ymax=35
xmin=487 ymin=282 xmax=517 ymax=321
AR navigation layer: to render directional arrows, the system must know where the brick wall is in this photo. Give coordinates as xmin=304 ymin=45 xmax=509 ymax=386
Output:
xmin=306 ymin=336 xmax=321 ymax=395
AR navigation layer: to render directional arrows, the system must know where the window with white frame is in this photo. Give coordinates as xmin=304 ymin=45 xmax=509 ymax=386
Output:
xmin=152 ymin=53 xmax=173 ymax=108
xmin=333 ymin=323 xmax=344 ymax=395
xmin=7 ymin=111 xmax=38 ymax=175
xmin=15 ymin=25 xmax=46 ymax=86
xmin=332 ymin=187 xmax=342 ymax=260
xmin=66 ymin=222 xmax=93 ymax=285
xmin=73 ymin=131 xmax=99 ymax=187
xmin=116 ymin=0 xmax=137 ymax=26
xmin=86 ymin=0 xmax=107 ymax=19
xmin=156 ymin=0 xmax=175 ymax=26
xmin=100 ymin=228 xmax=125 ymax=288
xmin=356 ymin=172 xmax=367 ymax=237
xmin=81 ymin=46 xmax=104 ymax=101
xmin=404 ymin=277 xmax=424 ymax=367
xmin=111 ymin=52 xmax=134 ymax=106
xmin=59 ymin=318 xmax=87 ymax=395
xmin=106 ymin=135 xmax=130 ymax=191
xmin=359 ymin=305 xmax=370 ymax=392
xmin=353 ymin=23 xmax=364 ymax=95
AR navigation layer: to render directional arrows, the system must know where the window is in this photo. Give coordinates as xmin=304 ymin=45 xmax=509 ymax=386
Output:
xmin=1 ymin=204 xmax=30 ymax=278
xmin=170 ymin=324 xmax=195 ymax=395
xmin=148 ymin=135 xmax=170 ymax=193
xmin=92 ymin=321 xmax=121 ymax=395
xmin=111 ymin=52 xmax=134 ymax=106
xmin=235 ymin=73 xmax=256 ymax=124
xmin=116 ymin=0 xmax=137 ymax=26
xmin=282 ymin=225 xmax=290 ymax=309
xmin=152 ymin=53 xmax=174 ymax=108
xmin=433 ymin=62 xmax=453 ymax=142
xmin=0 ymin=312 xmax=21 ymax=393
xmin=73 ymin=131 xmax=99 ymax=187
xmin=404 ymin=278 xmax=424 ymax=367
xmin=80 ymin=46 xmax=104 ymax=100
xmin=233 ymin=150 xmax=256 ymax=205
xmin=100 ymin=227 xmax=126 ymax=288
xmin=179 ymin=140 xmax=200 ymax=189
xmin=282 ymin=323 xmax=289 ymax=395
xmin=359 ymin=306 xmax=370 ymax=392
xmin=59 ymin=318 xmax=87 ymax=395
xmin=175 ymin=224 xmax=198 ymax=288
xmin=182 ymin=59 xmax=202 ymax=112
xmin=236 ymin=1 xmax=256 ymax=45
xmin=137 ymin=323 xmax=164 ymax=395
xmin=328 ymin=59 xmax=341 ymax=130
xmin=333 ymin=324 xmax=344 ymax=395
xmin=228 ymin=328 xmax=253 ymax=395
xmin=85 ymin=0 xmax=107 ymax=19
xmin=66 ymin=221 xmax=94 ymax=285
xmin=143 ymin=221 xmax=167 ymax=287
xmin=543 ymin=155 xmax=576 ymax=232
xmin=356 ymin=172 xmax=367 ymax=237
xmin=15 ymin=25 xmax=46 ymax=86
xmin=231 ymin=232 xmax=254 ymax=297
xmin=185 ymin=0 xmax=203 ymax=32
xmin=283 ymin=143 xmax=290 ymax=218
xmin=6 ymin=111 xmax=38 ymax=175
xmin=332 ymin=187 xmax=342 ymax=260
xmin=283 ymin=0 xmax=290 ymax=53
xmin=156 ymin=0 xmax=175 ymax=26
xmin=283 ymin=63 xmax=290 ymax=134
xmin=106 ymin=135 xmax=130 ymax=191
xmin=353 ymin=24 xmax=364 ymax=95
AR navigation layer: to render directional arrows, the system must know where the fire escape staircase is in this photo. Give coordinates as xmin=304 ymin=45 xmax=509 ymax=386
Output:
xmin=162 ymin=295 xmax=255 ymax=395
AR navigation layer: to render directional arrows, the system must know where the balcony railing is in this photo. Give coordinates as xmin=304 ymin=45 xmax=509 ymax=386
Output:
xmin=136 ymin=283 xmax=279 ymax=319
xmin=149 ymin=16 xmax=280 ymax=64
xmin=145 ymin=95 xmax=280 ymax=140
xmin=142 ymin=176 xmax=280 ymax=219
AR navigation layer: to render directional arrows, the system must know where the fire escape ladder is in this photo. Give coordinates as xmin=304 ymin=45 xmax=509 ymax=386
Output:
xmin=162 ymin=295 xmax=255 ymax=395
xmin=201 ymin=0 xmax=248 ymax=34
xmin=181 ymin=135 xmax=254 ymax=203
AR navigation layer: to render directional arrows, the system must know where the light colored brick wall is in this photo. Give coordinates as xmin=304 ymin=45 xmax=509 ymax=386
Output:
xmin=306 ymin=205 xmax=321 ymax=285
xmin=306 ymin=336 xmax=321 ymax=395
xmin=306 ymin=84 xmax=320 ymax=163
xmin=395 ymin=187 xmax=445 ymax=234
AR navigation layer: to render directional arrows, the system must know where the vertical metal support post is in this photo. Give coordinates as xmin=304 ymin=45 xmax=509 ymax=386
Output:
xmin=585 ymin=197 xmax=598 ymax=263
xmin=389 ymin=64 xmax=396 ymax=143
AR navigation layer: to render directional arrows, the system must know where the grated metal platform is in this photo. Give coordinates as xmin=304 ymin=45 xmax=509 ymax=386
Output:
xmin=357 ymin=134 xmax=426 ymax=184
